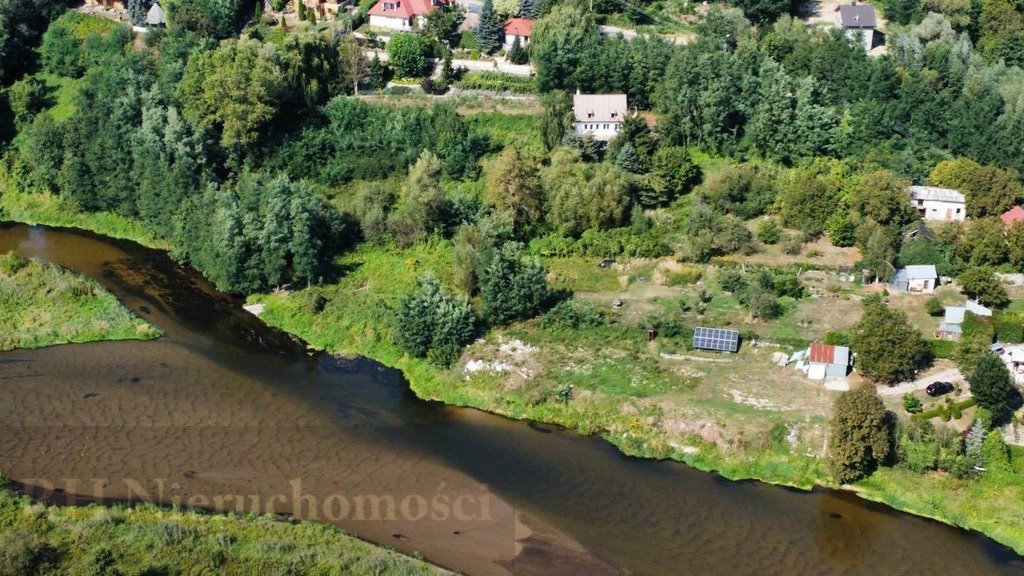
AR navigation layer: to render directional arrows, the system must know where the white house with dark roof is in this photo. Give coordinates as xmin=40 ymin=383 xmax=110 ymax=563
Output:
xmin=834 ymin=3 xmax=876 ymax=50
xmin=908 ymin=185 xmax=966 ymax=222
xmin=572 ymin=92 xmax=628 ymax=142
xmin=890 ymin=264 xmax=938 ymax=293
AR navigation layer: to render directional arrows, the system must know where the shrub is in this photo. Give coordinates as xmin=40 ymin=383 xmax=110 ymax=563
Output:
xmin=757 ymin=218 xmax=781 ymax=244
xmin=666 ymin=266 xmax=703 ymax=286
xmin=903 ymin=393 xmax=923 ymax=414
xmin=925 ymin=297 xmax=945 ymax=317
xmin=717 ymin=267 xmax=746 ymax=293
xmin=782 ymin=240 xmax=803 ymax=255
xmin=539 ymin=301 xmax=605 ymax=330
xmin=455 ymin=71 xmax=537 ymax=94
xmin=824 ymin=331 xmax=849 ymax=346
xmin=387 ymin=33 xmax=428 ymax=78
xmin=480 ymin=242 xmax=550 ymax=325
xmin=0 ymin=532 xmax=57 ymax=576
xmin=0 ymin=252 xmax=29 ymax=275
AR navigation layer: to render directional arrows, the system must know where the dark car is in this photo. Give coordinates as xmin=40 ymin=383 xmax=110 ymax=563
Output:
xmin=926 ymin=381 xmax=955 ymax=397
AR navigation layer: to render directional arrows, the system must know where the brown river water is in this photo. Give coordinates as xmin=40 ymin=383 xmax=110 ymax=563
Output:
xmin=1 ymin=222 xmax=1022 ymax=576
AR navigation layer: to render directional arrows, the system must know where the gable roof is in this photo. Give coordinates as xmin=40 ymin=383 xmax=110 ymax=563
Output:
xmin=368 ymin=0 xmax=439 ymax=19
xmin=809 ymin=343 xmax=850 ymax=366
xmin=836 ymin=4 xmax=876 ymax=28
xmin=572 ymin=93 xmax=628 ymax=123
xmin=908 ymin=185 xmax=965 ymax=204
xmin=943 ymin=301 xmax=993 ymax=324
xmin=146 ymin=3 xmax=165 ymax=25
xmin=937 ymin=322 xmax=963 ymax=335
xmin=1002 ymin=206 xmax=1024 ymax=228
xmin=904 ymin=264 xmax=937 ymax=280
xmin=504 ymin=17 xmax=534 ymax=37
xmin=904 ymin=221 xmax=935 ymax=242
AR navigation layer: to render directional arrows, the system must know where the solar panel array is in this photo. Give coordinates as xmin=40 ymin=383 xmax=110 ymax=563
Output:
xmin=692 ymin=326 xmax=740 ymax=353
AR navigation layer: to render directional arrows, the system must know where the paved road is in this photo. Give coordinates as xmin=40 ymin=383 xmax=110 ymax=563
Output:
xmin=877 ymin=367 xmax=963 ymax=396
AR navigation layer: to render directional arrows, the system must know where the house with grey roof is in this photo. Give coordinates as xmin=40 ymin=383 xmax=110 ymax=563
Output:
xmin=936 ymin=301 xmax=992 ymax=340
xmin=890 ymin=264 xmax=938 ymax=293
xmin=834 ymin=3 xmax=876 ymax=50
xmin=572 ymin=91 xmax=628 ymax=142
xmin=908 ymin=185 xmax=966 ymax=222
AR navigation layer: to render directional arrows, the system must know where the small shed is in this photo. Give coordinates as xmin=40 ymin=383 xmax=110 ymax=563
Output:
xmin=806 ymin=342 xmax=851 ymax=380
xmin=935 ymin=301 xmax=992 ymax=340
xmin=890 ymin=265 xmax=938 ymax=293
xmin=146 ymin=3 xmax=166 ymax=27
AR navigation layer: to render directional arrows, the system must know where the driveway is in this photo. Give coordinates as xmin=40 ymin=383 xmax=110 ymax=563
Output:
xmin=877 ymin=366 xmax=963 ymax=396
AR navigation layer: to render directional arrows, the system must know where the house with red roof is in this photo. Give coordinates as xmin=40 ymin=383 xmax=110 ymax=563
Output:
xmin=805 ymin=342 xmax=851 ymax=381
xmin=503 ymin=18 xmax=534 ymax=49
xmin=368 ymin=0 xmax=444 ymax=31
xmin=1001 ymin=206 xmax=1024 ymax=229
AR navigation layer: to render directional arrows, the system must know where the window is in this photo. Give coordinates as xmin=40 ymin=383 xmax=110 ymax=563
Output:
xmin=586 ymin=112 xmax=594 ymax=118
xmin=917 ymin=200 xmax=924 ymax=206
xmin=956 ymin=208 xmax=962 ymax=214
xmin=603 ymin=124 xmax=608 ymax=129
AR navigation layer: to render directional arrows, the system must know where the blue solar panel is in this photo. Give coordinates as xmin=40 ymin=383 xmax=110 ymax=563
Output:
xmin=692 ymin=326 xmax=739 ymax=353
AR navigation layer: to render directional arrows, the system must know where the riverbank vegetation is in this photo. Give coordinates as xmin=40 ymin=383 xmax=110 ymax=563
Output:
xmin=0 ymin=251 xmax=161 ymax=350
xmin=4 ymin=0 xmax=1024 ymax=561
xmin=0 ymin=479 xmax=449 ymax=576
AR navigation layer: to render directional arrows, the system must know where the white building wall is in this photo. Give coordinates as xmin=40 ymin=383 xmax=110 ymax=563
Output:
xmin=915 ymin=199 xmax=966 ymax=221
xmin=908 ymin=278 xmax=937 ymax=294
xmin=503 ymin=33 xmax=528 ymax=49
xmin=573 ymin=121 xmax=621 ymax=142
xmin=369 ymin=14 xmax=412 ymax=31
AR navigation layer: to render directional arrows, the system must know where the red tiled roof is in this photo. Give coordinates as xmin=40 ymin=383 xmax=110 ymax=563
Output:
xmin=809 ymin=342 xmax=835 ymax=364
xmin=504 ymin=17 xmax=534 ymax=37
xmin=1001 ymin=206 xmax=1024 ymax=228
xmin=368 ymin=0 xmax=438 ymax=19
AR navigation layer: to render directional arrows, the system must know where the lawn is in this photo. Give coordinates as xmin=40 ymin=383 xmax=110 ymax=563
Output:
xmin=0 ymin=252 xmax=162 ymax=350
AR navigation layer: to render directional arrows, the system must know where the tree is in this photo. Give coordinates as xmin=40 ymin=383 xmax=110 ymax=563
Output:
xmin=758 ymin=218 xmax=782 ymax=244
xmin=128 ymin=0 xmax=152 ymax=26
xmin=930 ymin=158 xmax=1023 ymax=218
xmin=395 ymin=275 xmax=476 ymax=366
xmin=968 ymin=353 xmax=1015 ymax=414
xmin=519 ymin=0 xmax=539 ymax=18
xmin=539 ymin=91 xmax=573 ymax=151
xmin=648 ymin=146 xmax=700 ymax=207
xmin=507 ymin=36 xmax=528 ymax=65
xmin=0 ymin=0 xmax=71 ymax=85
xmin=476 ymin=0 xmax=503 ymax=54
xmin=387 ymin=33 xmax=427 ymax=78
xmin=389 ymin=150 xmax=447 ymax=245
xmin=850 ymin=299 xmax=930 ymax=384
xmin=177 ymin=39 xmax=287 ymax=155
xmin=544 ymin=149 xmax=630 ymax=236
xmin=494 ymin=0 xmax=520 ymax=17
xmin=339 ymin=36 xmax=368 ymax=95
xmin=485 ymin=147 xmax=543 ymax=234
xmin=829 ymin=386 xmax=894 ymax=484
xmin=860 ymin=225 xmax=898 ymax=282
xmin=529 ymin=5 xmax=602 ymax=92
xmin=886 ymin=0 xmax=923 ymax=25
xmin=958 ymin=266 xmax=1009 ymax=308
xmin=480 ymin=242 xmax=549 ymax=325
xmin=733 ymin=0 xmax=791 ymax=23
xmin=827 ymin=212 xmax=857 ymax=247
xmin=776 ymin=169 xmax=840 ymax=237
xmin=425 ymin=4 xmax=464 ymax=49
xmin=281 ymin=28 xmax=345 ymax=108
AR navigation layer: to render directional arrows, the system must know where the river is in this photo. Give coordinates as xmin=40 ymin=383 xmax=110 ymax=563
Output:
xmin=1 ymin=222 xmax=1022 ymax=576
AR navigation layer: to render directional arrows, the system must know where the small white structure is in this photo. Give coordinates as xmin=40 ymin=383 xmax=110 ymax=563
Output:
xmin=367 ymin=0 xmax=441 ymax=31
xmin=936 ymin=301 xmax=992 ymax=340
xmin=890 ymin=264 xmax=938 ymax=293
xmin=834 ymin=3 xmax=876 ymax=50
xmin=572 ymin=92 xmax=628 ymax=142
xmin=145 ymin=2 xmax=166 ymax=27
xmin=908 ymin=185 xmax=966 ymax=222
xmin=503 ymin=17 xmax=533 ymax=49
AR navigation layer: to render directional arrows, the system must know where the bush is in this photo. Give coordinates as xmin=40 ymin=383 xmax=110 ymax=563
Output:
xmin=387 ymin=33 xmax=428 ymax=78
xmin=903 ymin=393 xmax=923 ymax=414
xmin=925 ymin=297 xmax=945 ymax=317
xmin=717 ymin=267 xmax=747 ymax=293
xmin=455 ymin=71 xmax=537 ymax=93
xmin=824 ymin=331 xmax=849 ymax=346
xmin=782 ymin=240 xmax=803 ymax=255
xmin=480 ymin=242 xmax=550 ymax=325
xmin=757 ymin=218 xmax=781 ymax=244
xmin=0 ymin=532 xmax=58 ymax=576
xmin=995 ymin=314 xmax=1024 ymax=343
xmin=666 ymin=266 xmax=703 ymax=286
xmin=539 ymin=301 xmax=605 ymax=330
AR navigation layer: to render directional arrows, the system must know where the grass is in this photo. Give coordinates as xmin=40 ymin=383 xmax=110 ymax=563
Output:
xmin=39 ymin=73 xmax=82 ymax=124
xmin=0 ymin=485 xmax=450 ymax=576
xmin=0 ymin=186 xmax=170 ymax=250
xmin=0 ymin=252 xmax=162 ymax=350
xmin=465 ymin=111 xmax=544 ymax=156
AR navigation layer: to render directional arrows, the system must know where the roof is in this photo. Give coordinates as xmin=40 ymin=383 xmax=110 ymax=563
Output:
xmin=908 ymin=185 xmax=965 ymax=204
xmin=836 ymin=4 xmax=876 ymax=28
xmin=937 ymin=322 xmax=963 ymax=335
xmin=904 ymin=265 xmax=937 ymax=280
xmin=146 ymin=3 xmax=165 ymax=25
xmin=904 ymin=221 xmax=935 ymax=242
xmin=367 ymin=0 xmax=439 ymax=19
xmin=573 ymin=93 xmax=629 ymax=123
xmin=809 ymin=343 xmax=851 ymax=366
xmin=944 ymin=301 xmax=993 ymax=324
xmin=504 ymin=18 xmax=534 ymax=37
xmin=1002 ymin=206 xmax=1024 ymax=228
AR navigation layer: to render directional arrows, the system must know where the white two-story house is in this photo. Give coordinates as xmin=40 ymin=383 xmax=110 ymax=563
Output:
xmin=908 ymin=185 xmax=966 ymax=222
xmin=572 ymin=92 xmax=628 ymax=142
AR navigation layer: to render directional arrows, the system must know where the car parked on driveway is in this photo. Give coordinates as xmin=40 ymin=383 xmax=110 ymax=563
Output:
xmin=926 ymin=381 xmax=955 ymax=397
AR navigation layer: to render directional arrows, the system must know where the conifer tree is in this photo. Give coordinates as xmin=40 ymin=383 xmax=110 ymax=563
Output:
xmin=477 ymin=0 xmax=503 ymax=54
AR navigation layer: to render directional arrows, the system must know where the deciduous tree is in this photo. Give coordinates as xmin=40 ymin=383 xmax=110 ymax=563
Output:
xmin=829 ymin=386 xmax=894 ymax=484
xmin=851 ymin=298 xmax=930 ymax=384
xmin=968 ymin=353 xmax=1015 ymax=414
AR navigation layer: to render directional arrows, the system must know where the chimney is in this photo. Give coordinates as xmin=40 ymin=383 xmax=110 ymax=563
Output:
xmin=576 ymin=88 xmax=581 ymax=95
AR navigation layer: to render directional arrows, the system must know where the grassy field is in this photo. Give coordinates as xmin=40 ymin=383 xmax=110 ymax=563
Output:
xmin=0 ymin=483 xmax=449 ymax=576
xmin=0 ymin=185 xmax=171 ymax=250
xmin=0 ymin=252 xmax=162 ymax=350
